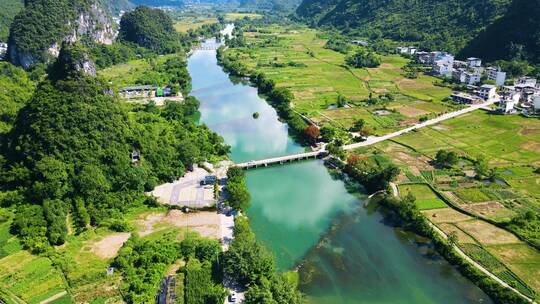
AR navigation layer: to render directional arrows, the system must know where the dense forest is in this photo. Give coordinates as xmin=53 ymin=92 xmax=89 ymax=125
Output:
xmin=296 ymin=0 xmax=540 ymax=64
xmin=119 ymin=6 xmax=181 ymax=54
xmin=0 ymin=0 xmax=23 ymax=42
xmin=0 ymin=43 xmax=229 ymax=252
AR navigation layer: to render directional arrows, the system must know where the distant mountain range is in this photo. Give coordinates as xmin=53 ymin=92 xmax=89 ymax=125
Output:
xmin=296 ymin=0 xmax=540 ymax=64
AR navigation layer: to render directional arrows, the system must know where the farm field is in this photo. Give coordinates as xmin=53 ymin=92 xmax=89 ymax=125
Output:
xmin=224 ymin=12 xmax=262 ymax=20
xmin=174 ymin=17 xmax=217 ymax=33
xmin=398 ymin=183 xmax=447 ymax=210
xmin=423 ymin=208 xmax=540 ymax=298
xmin=225 ymin=25 xmax=456 ymax=133
xmin=97 ymin=53 xmax=179 ymax=90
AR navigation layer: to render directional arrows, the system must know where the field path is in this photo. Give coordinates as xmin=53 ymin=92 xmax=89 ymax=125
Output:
xmin=39 ymin=291 xmax=67 ymax=304
xmin=429 ymin=223 xmax=535 ymax=303
xmin=344 ymin=100 xmax=496 ymax=150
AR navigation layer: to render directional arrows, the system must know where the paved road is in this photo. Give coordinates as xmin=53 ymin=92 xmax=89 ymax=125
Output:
xmin=344 ymin=100 xmax=496 ymax=150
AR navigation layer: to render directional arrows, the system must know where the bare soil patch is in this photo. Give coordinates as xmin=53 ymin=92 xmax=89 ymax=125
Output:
xmin=91 ymin=233 xmax=131 ymax=259
xmin=456 ymin=220 xmax=520 ymax=245
xmin=136 ymin=210 xmax=220 ymax=239
xmin=398 ymin=106 xmax=429 ymax=118
xmin=461 ymin=201 xmax=514 ymax=220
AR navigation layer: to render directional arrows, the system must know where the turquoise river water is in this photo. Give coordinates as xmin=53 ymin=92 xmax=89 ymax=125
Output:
xmin=188 ymin=31 xmax=492 ymax=303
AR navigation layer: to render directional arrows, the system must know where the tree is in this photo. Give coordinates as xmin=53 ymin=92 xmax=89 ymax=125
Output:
xmin=223 ymin=231 xmax=275 ymax=285
xmin=303 ymin=125 xmax=320 ymax=143
xmin=474 ymin=155 xmax=490 ymax=179
xmin=350 ymin=119 xmax=365 ymax=132
xmin=447 ymin=231 xmax=458 ymax=246
xmin=119 ymin=6 xmax=180 ymax=54
xmin=435 ymin=150 xmax=459 ymax=168
xmin=345 ymin=49 xmax=381 ymax=68
xmin=327 ymin=142 xmax=346 ymax=160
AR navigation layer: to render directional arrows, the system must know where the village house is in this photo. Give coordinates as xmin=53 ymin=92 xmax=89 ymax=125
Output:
xmin=452 ymin=68 xmax=481 ymax=85
xmin=0 ymin=43 xmax=7 ymax=60
xmin=515 ymin=76 xmax=537 ymax=87
xmin=397 ymin=46 xmax=417 ymax=55
xmin=477 ymin=84 xmax=498 ymax=101
xmin=432 ymin=52 xmax=454 ymax=77
xmin=498 ymin=90 xmax=520 ymax=114
xmin=451 ymin=92 xmax=483 ymax=104
xmin=118 ymin=86 xmax=174 ymax=99
xmin=350 ymin=40 xmax=368 ymax=46
xmin=534 ymin=95 xmax=540 ymax=111
xmin=485 ymin=67 xmax=507 ymax=86
xmin=466 ymin=57 xmax=482 ymax=68
xmin=416 ymin=51 xmax=431 ymax=64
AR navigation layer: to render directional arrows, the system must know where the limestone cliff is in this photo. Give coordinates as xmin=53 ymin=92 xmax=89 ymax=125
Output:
xmin=8 ymin=0 xmax=116 ymax=69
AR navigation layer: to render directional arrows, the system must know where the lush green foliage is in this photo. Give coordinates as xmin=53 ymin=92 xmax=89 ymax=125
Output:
xmin=8 ymin=0 xmax=93 ymax=66
xmin=323 ymin=36 xmax=350 ymax=54
xmin=183 ymin=258 xmax=225 ymax=304
xmin=345 ymin=153 xmax=400 ymax=192
xmin=119 ymin=6 xmax=181 ymax=54
xmin=0 ymin=0 xmax=23 ymax=41
xmin=0 ymin=62 xmax=35 ymax=133
xmin=0 ymin=47 xmax=228 ymax=251
xmin=296 ymin=0 xmax=540 ymax=64
xmin=435 ymin=150 xmax=459 ymax=168
xmin=114 ymin=233 xmax=182 ymax=303
xmin=224 ymin=216 xmax=303 ymax=302
xmin=507 ymin=211 xmax=540 ymax=249
xmin=345 ymin=49 xmax=380 ymax=68
xmin=225 ymin=167 xmax=251 ymax=211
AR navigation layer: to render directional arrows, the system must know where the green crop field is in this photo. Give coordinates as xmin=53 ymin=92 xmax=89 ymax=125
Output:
xmin=393 ymin=111 xmax=540 ymax=167
xmin=226 ymin=25 xmax=456 ymax=133
xmin=174 ymin=17 xmax=217 ymax=33
xmin=398 ymin=184 xmax=447 ymax=210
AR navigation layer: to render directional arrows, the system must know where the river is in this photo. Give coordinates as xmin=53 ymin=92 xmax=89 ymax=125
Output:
xmin=187 ymin=25 xmax=492 ymax=303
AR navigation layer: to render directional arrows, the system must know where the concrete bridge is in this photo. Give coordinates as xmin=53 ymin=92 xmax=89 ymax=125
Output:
xmin=193 ymin=45 xmax=220 ymax=51
xmin=234 ymin=100 xmax=497 ymax=170
xmin=236 ymin=150 xmax=328 ymax=169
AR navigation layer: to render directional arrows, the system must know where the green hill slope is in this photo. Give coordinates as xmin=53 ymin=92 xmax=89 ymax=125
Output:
xmin=296 ymin=0 xmax=539 ymax=63
xmin=0 ymin=0 xmax=24 ymax=42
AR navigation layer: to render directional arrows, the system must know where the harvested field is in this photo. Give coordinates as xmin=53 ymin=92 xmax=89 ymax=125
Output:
xmin=438 ymin=223 xmax=477 ymax=244
xmin=455 ymin=220 xmax=520 ymax=245
xmin=422 ymin=208 xmax=473 ymax=224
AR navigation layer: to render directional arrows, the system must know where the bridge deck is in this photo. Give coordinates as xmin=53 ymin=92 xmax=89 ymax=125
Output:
xmin=236 ymin=151 xmax=326 ymax=169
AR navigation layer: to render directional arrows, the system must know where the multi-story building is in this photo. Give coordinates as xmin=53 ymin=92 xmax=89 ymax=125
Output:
xmin=477 ymin=84 xmax=497 ymax=101
xmin=451 ymin=92 xmax=483 ymax=104
xmin=466 ymin=57 xmax=482 ymax=68
xmin=485 ymin=67 xmax=507 ymax=86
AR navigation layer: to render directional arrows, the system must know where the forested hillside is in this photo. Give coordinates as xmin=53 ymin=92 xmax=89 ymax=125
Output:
xmin=0 ymin=0 xmax=23 ymax=42
xmin=296 ymin=0 xmax=539 ymax=63
xmin=7 ymin=0 xmax=116 ymax=69
xmin=0 ymin=43 xmax=228 ymax=252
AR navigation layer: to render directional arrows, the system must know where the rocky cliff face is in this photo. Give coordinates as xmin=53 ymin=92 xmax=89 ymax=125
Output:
xmin=8 ymin=0 xmax=116 ymax=69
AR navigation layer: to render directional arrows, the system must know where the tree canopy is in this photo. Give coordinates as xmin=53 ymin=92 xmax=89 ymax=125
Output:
xmin=119 ymin=6 xmax=181 ymax=54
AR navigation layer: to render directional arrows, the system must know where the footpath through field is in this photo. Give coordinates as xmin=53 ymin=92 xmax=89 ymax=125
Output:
xmin=344 ymin=100 xmax=496 ymax=150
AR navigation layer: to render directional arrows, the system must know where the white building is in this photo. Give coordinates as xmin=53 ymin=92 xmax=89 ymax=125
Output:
xmin=452 ymin=68 xmax=481 ymax=85
xmin=467 ymin=57 xmax=482 ymax=68
xmin=498 ymin=91 xmax=520 ymax=114
xmin=416 ymin=51 xmax=431 ymax=64
xmin=485 ymin=67 xmax=507 ymax=86
xmin=515 ymin=77 xmax=537 ymax=87
xmin=432 ymin=53 xmax=454 ymax=77
xmin=477 ymin=84 xmax=497 ymax=101
xmin=397 ymin=46 xmax=417 ymax=55
xmin=534 ymin=95 xmax=540 ymax=111
xmin=0 ymin=43 xmax=7 ymax=60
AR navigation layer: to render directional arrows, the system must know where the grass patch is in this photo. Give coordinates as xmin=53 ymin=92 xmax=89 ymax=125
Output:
xmin=226 ymin=24 xmax=453 ymax=134
xmin=173 ymin=17 xmax=217 ymax=33
xmin=455 ymin=188 xmax=491 ymax=203
xmin=399 ymin=184 xmax=447 ymax=210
